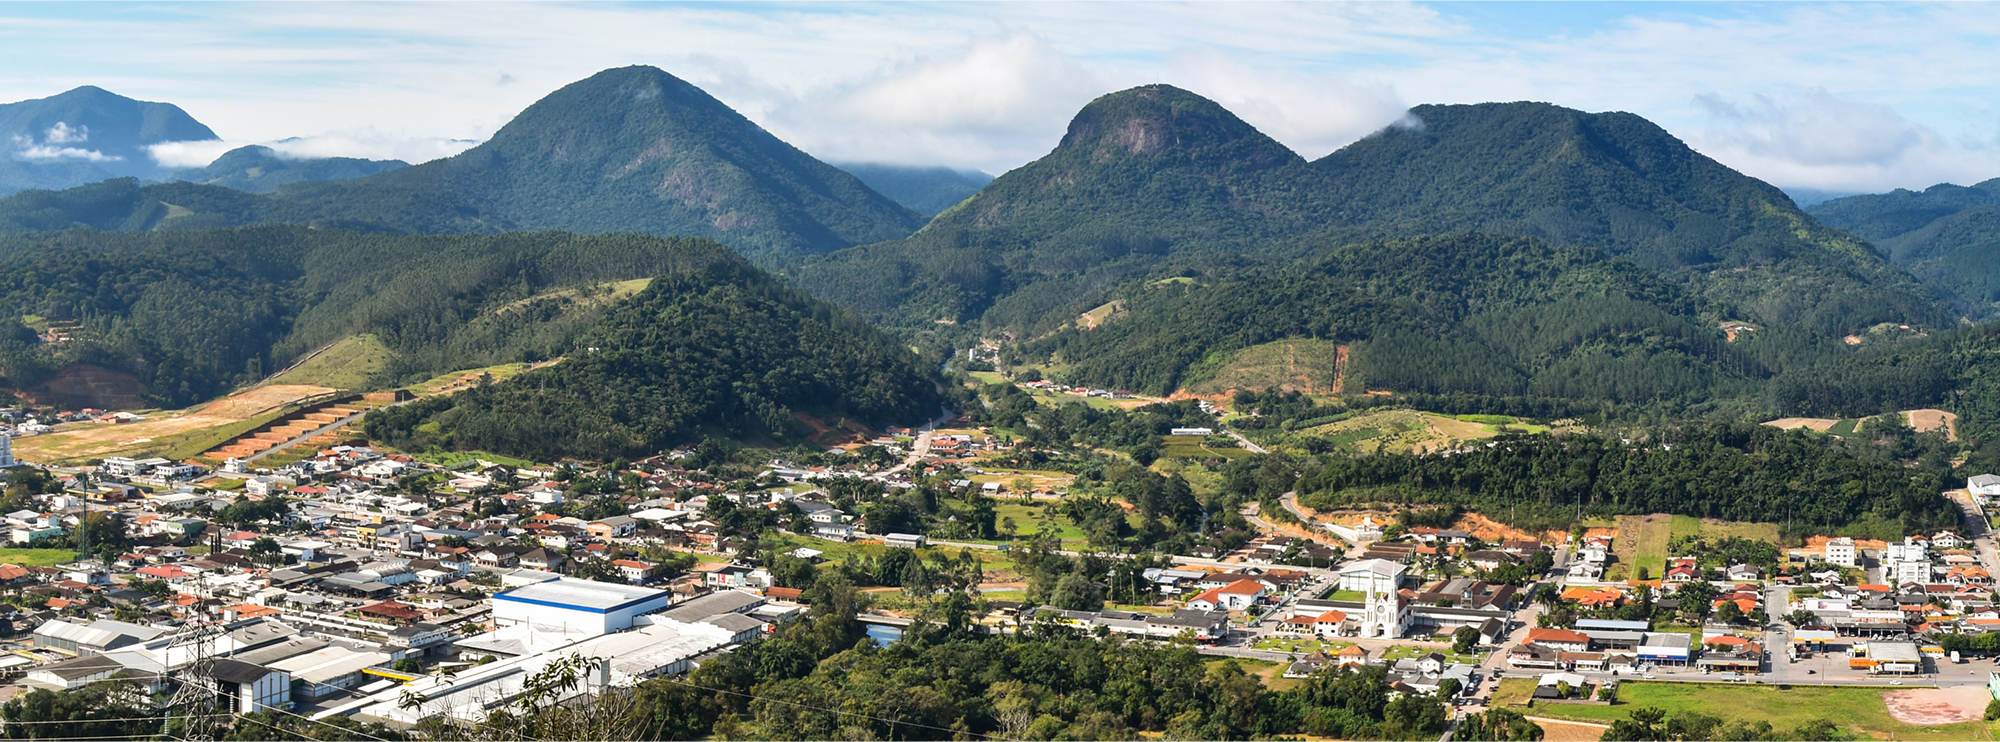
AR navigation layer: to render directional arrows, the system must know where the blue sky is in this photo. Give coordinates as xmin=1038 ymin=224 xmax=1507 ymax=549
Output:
xmin=3 ymin=1 xmax=1997 ymax=193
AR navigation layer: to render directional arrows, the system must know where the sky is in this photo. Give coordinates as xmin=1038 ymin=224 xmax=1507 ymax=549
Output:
xmin=3 ymin=1 xmax=1999 ymax=195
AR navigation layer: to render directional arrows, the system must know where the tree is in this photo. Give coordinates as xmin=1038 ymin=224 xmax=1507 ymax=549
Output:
xmin=1050 ymin=572 xmax=1103 ymax=611
xmin=1716 ymin=599 xmax=1745 ymax=625
xmin=1453 ymin=625 xmax=1481 ymax=654
xmin=1437 ymin=678 xmax=1463 ymax=699
xmin=391 ymin=657 xmax=421 ymax=673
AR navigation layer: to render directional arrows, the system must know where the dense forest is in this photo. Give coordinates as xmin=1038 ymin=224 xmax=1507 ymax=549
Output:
xmin=0 ymin=226 xmax=923 ymax=409
xmin=1286 ymin=422 xmax=1957 ymax=538
xmin=361 ymin=259 xmax=941 ymax=460
xmin=793 ymin=87 xmax=1945 ymax=359
xmin=1810 ymin=178 xmax=2000 ymax=319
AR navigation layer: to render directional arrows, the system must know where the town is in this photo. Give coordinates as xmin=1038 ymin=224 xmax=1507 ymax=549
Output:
xmin=0 ymin=393 xmax=1995 ymax=739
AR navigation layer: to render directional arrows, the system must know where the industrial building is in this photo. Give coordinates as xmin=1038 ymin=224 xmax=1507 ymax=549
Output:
xmin=484 ymin=576 xmax=679 ymax=653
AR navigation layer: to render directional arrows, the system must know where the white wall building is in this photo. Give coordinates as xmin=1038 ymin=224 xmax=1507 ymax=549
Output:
xmin=0 ymin=432 xmax=14 ymax=468
xmin=1825 ymin=537 xmax=1857 ymax=568
xmin=488 ymin=577 xmax=676 ymax=650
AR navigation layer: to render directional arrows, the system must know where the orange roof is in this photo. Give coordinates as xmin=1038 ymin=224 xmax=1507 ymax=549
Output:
xmin=1215 ymin=579 xmax=1267 ymax=595
xmin=226 ymin=604 xmax=280 ymax=619
xmin=1704 ymin=635 xmax=1750 ymax=646
xmin=0 ymin=564 xmax=28 ymax=581
xmin=1858 ymin=584 xmax=1891 ymax=592
xmin=1527 ymin=628 xmax=1590 ymax=645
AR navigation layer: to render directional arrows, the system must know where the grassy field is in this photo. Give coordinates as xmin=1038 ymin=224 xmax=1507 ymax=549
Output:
xmin=263 ymin=334 xmax=393 ymax=391
xmin=1183 ymin=338 xmax=1342 ymax=396
xmin=1161 ymin=441 xmax=1255 ymax=460
xmin=1607 ymin=514 xmax=1674 ymax=580
xmin=415 ymin=450 xmax=541 ymax=469
xmin=1505 ymin=680 xmax=1992 ymax=741
xmin=0 ymin=549 xmax=80 ymax=567
xmin=967 ymin=371 xmax=1008 ymax=387
xmin=1225 ymin=657 xmax=1303 ymax=692
xmin=1292 ymin=409 xmax=1542 ymax=456
xmin=1379 ymin=644 xmax=1487 ymax=666
xmin=1254 ymin=637 xmax=1353 ymax=655
xmin=11 ymin=384 xmax=333 ymax=465
xmin=1669 ymin=515 xmax=1780 ymax=546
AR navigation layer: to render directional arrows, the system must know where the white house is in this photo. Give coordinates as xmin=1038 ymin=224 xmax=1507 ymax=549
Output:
xmin=1188 ymin=579 xmax=1266 ymax=611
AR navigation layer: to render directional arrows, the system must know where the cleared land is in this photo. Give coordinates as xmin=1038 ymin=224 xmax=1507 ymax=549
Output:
xmin=262 ymin=334 xmax=393 ymax=391
xmin=1669 ymin=515 xmax=1779 ymax=545
xmin=1183 ymin=338 xmax=1342 ymax=396
xmin=11 ymin=384 xmax=334 ymax=465
xmin=0 ymin=549 xmax=83 ymax=567
xmin=1295 ymin=409 xmax=1546 ymax=455
xmin=1905 ymin=409 xmax=1959 ymax=441
xmin=1606 ymin=514 xmax=1673 ymax=580
xmin=402 ymin=361 xmax=556 ymax=396
xmin=1077 ymin=299 xmax=1126 ymax=329
xmin=1762 ymin=417 xmax=1838 ymax=432
xmin=1512 ymin=680 xmax=1990 ymax=741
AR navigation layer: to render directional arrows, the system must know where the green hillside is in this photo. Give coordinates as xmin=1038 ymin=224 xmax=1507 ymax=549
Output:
xmin=168 ymin=145 xmax=407 ymax=193
xmin=0 ymin=67 xmax=925 ymax=262
xmin=835 ymin=163 xmax=993 ymax=216
xmin=795 ymin=87 xmax=1947 ymax=358
xmin=1810 ymin=180 xmax=2000 ymax=318
xmin=0 ymin=227 xmax=827 ymax=408
xmin=362 ymin=262 xmax=942 ymax=460
xmin=1016 ymin=234 xmax=1762 ymax=404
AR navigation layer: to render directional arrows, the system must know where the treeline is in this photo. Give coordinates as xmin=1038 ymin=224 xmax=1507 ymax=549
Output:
xmin=0 ymin=226 xmax=833 ymax=407
xmin=362 ymin=260 xmax=940 ymax=460
xmin=1288 ymin=422 xmax=1957 ymax=537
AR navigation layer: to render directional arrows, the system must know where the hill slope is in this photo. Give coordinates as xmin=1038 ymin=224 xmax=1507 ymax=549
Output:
xmin=0 ymin=67 xmax=926 ymax=261
xmin=835 ymin=163 xmax=993 ymax=216
xmin=794 ymin=89 xmax=1945 ymax=351
xmin=1809 ymin=180 xmax=2000 ymax=317
xmin=169 ymin=145 xmax=408 ymax=193
xmin=1017 ymin=233 xmax=1759 ymax=404
xmin=0 ymin=227 xmax=935 ymax=418
xmin=363 ymin=264 xmax=943 ymax=460
xmin=0 ymin=86 xmax=219 ymax=194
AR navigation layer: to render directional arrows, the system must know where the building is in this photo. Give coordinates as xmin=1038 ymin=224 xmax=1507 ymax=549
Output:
xmin=1188 ymin=579 xmax=1266 ymax=611
xmin=1337 ymin=560 xmax=1410 ymax=639
xmin=1825 ymin=537 xmax=1857 ymax=568
xmin=0 ymin=432 xmax=13 ymax=468
xmin=488 ymin=576 xmax=677 ymax=650
xmin=1971 ymin=474 xmax=2000 ymax=500
xmin=1883 ymin=537 xmax=1932 ymax=585
xmin=209 ymin=659 xmax=292 ymax=713
xmin=1169 ymin=428 xmax=1214 ymax=437
xmin=884 ymin=533 xmax=927 ymax=549
xmin=1858 ymin=640 xmax=1924 ymax=675
xmin=1637 ymin=632 xmax=1692 ymax=666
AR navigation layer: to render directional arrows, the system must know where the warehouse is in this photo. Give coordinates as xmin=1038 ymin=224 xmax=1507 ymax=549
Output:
xmin=489 ymin=576 xmax=676 ymax=650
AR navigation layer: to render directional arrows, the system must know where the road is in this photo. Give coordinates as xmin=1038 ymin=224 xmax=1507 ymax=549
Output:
xmin=1224 ymin=429 xmax=1267 ymax=454
xmin=880 ymin=407 xmax=956 ymax=476
xmin=243 ymin=408 xmax=369 ymax=463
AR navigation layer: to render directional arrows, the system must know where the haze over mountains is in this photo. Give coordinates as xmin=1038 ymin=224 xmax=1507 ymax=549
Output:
xmin=1 ymin=64 xmax=1998 ymax=437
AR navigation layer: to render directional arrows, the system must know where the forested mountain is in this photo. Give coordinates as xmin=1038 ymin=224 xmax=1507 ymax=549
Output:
xmin=0 ymin=226 xmax=934 ymax=416
xmin=0 ymin=86 xmax=218 ymax=195
xmin=167 ymin=145 xmax=407 ymax=193
xmin=834 ymin=163 xmax=993 ymax=216
xmin=0 ymin=67 xmax=925 ymax=261
xmin=1810 ymin=180 xmax=2000 ymax=318
xmin=364 ymin=261 xmax=943 ymax=460
xmin=793 ymin=88 xmax=1947 ymax=362
xmin=1015 ymin=234 xmax=1762 ymax=403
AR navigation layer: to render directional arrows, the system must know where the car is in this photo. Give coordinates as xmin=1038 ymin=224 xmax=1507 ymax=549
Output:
xmin=1891 ymin=679 xmax=1903 ymax=685
xmin=1806 ymin=670 xmax=1815 ymax=674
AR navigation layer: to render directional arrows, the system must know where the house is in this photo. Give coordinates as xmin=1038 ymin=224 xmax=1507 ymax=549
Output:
xmin=1533 ymin=672 xmax=1589 ymax=699
xmin=1187 ymin=579 xmax=1267 ymax=612
xmin=1277 ymin=609 xmax=1348 ymax=638
xmin=1507 ymin=643 xmax=1563 ymax=669
xmin=1466 ymin=550 xmax=1517 ymax=571
xmin=519 ymin=548 xmax=565 ymax=573
xmin=1934 ymin=531 xmax=1964 ymax=549
xmin=612 ymin=559 xmax=659 ymax=583
xmin=585 ymin=515 xmax=637 ymax=540
xmin=1726 ymin=564 xmax=1763 ymax=582
xmin=1525 ymin=628 xmax=1591 ymax=653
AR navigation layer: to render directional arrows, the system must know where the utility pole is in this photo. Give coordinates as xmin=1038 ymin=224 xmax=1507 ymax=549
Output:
xmin=160 ymin=573 xmax=225 ymax=740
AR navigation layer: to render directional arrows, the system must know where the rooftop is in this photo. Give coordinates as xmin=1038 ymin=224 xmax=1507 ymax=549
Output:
xmin=494 ymin=577 xmax=668 ymax=614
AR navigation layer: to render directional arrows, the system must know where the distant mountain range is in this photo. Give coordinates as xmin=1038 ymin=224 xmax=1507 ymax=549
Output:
xmin=1810 ymin=181 xmax=2000 ymax=319
xmin=0 ymin=85 xmax=216 ymax=194
xmin=0 ymin=66 xmax=1985 ymax=419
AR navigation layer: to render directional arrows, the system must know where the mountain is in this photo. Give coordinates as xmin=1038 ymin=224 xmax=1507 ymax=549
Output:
xmin=0 ymin=86 xmax=219 ymax=195
xmin=1016 ymin=233 xmax=1762 ymax=404
xmin=362 ymin=262 xmax=943 ymax=461
xmin=0 ymin=227 xmax=935 ymax=428
xmin=0 ymin=67 xmax=926 ymax=261
xmin=169 ymin=145 xmax=407 ymax=193
xmin=1809 ymin=180 xmax=2000 ymax=317
xmin=834 ymin=163 xmax=993 ymax=216
xmin=794 ymin=89 xmax=1947 ymax=362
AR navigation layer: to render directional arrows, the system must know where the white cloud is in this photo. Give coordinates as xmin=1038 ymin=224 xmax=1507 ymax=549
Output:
xmin=1682 ymin=88 xmax=2000 ymax=192
xmin=263 ymin=131 xmax=479 ymax=164
xmin=11 ymin=134 xmax=119 ymax=162
xmin=146 ymin=139 xmax=239 ymax=168
xmin=43 ymin=122 xmax=87 ymax=144
xmin=1165 ymin=50 xmax=1408 ymax=159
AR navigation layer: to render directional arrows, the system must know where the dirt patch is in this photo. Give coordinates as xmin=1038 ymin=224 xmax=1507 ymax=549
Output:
xmin=1883 ymin=685 xmax=1989 ymax=725
xmin=11 ymin=384 xmax=334 ymax=464
xmin=14 ymin=364 xmax=147 ymax=410
xmin=792 ymin=411 xmax=873 ymax=448
xmin=1524 ymin=717 xmax=1606 ymax=742
xmin=1454 ymin=513 xmax=1539 ymax=542
xmin=1805 ymin=534 xmax=1889 ymax=552
xmin=1905 ymin=409 xmax=1959 ymax=441
xmin=1763 ymin=417 xmax=1838 ymax=432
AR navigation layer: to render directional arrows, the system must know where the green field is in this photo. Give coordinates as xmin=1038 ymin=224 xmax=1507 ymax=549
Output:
xmin=1161 ymin=441 xmax=1254 ymax=460
xmin=264 ymin=334 xmax=393 ymax=391
xmin=415 ymin=450 xmax=541 ymax=469
xmin=1669 ymin=515 xmax=1780 ymax=546
xmin=1182 ymin=338 xmax=1342 ymax=396
xmin=1608 ymin=514 xmax=1673 ymax=580
xmin=968 ymin=371 xmax=1007 ymax=387
xmin=1378 ymin=644 xmax=1487 ymax=666
xmin=1502 ymin=680 xmax=1992 ymax=741
xmin=0 ymin=549 xmax=80 ymax=567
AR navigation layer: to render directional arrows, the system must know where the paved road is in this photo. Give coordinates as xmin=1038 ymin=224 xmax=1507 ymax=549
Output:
xmin=880 ymin=407 xmax=957 ymax=476
xmin=1224 ymin=429 xmax=1267 ymax=454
